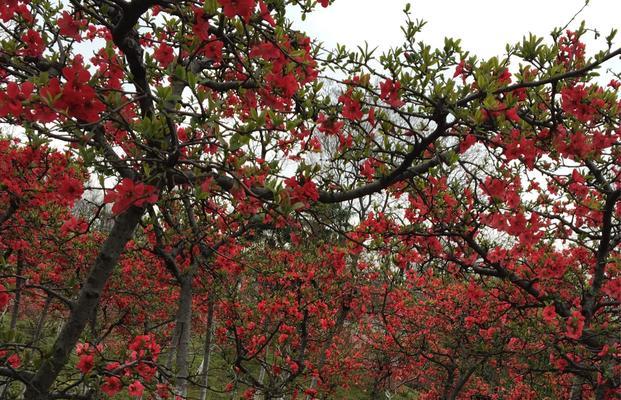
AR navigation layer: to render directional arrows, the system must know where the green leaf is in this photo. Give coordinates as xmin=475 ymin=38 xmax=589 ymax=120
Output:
xmin=204 ymin=0 xmax=218 ymax=13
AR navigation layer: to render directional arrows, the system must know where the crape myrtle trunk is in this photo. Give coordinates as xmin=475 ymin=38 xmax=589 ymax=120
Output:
xmin=23 ymin=206 xmax=145 ymax=400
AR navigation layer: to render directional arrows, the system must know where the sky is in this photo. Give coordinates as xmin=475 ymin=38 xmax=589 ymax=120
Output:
xmin=292 ymin=0 xmax=621 ymax=60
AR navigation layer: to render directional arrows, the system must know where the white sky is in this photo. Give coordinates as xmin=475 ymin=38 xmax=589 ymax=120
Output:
xmin=293 ymin=0 xmax=621 ymax=60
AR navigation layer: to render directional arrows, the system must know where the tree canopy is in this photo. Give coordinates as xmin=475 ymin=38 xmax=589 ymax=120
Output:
xmin=0 ymin=0 xmax=620 ymax=399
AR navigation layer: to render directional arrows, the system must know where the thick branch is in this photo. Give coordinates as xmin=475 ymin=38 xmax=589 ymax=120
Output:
xmin=318 ymin=151 xmax=449 ymax=203
xmin=111 ymin=0 xmax=163 ymax=116
xmin=583 ymin=189 xmax=621 ymax=319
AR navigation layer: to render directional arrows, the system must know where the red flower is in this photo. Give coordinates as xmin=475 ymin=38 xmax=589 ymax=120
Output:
xmin=128 ymin=380 xmax=145 ymax=397
xmin=318 ymin=0 xmax=329 ymax=7
xmin=267 ymin=72 xmax=299 ymax=98
xmin=565 ymin=310 xmax=585 ymax=340
xmin=156 ymin=383 xmax=170 ymax=398
xmin=483 ymin=177 xmax=505 ymax=201
xmin=608 ymin=79 xmax=621 ymax=90
xmin=58 ymin=176 xmax=84 ymax=202
xmin=338 ymin=92 xmax=363 ymax=121
xmin=453 ymin=59 xmax=466 ymax=78
xmin=21 ymin=29 xmax=45 ymax=57
xmin=58 ymin=11 xmax=86 ymax=41
xmin=360 ymin=159 xmax=376 ymax=181
xmin=602 ymin=278 xmax=621 ymax=302
xmin=202 ymin=37 xmax=224 ymax=62
xmin=104 ymin=179 xmax=159 ymax=215
xmin=76 ymin=354 xmax=94 ymax=374
xmin=317 ymin=114 xmax=344 ymax=136
xmin=557 ymin=30 xmax=586 ymax=66
xmin=259 ymin=1 xmax=275 ymax=26
xmin=497 ymin=68 xmax=511 ymax=85
xmin=561 ymin=84 xmax=605 ymax=123
xmin=379 ymin=79 xmax=404 ymax=108
xmin=0 ymin=284 xmax=10 ymax=309
xmin=284 ymin=176 xmax=319 ymax=208
xmin=367 ymin=107 xmax=376 ymax=126
xmin=135 ymin=362 xmax=156 ymax=381
xmin=154 ymin=43 xmax=175 ymax=68
xmin=218 ymin=0 xmax=256 ymax=22
xmin=542 ymin=304 xmax=557 ymax=323
xmin=128 ymin=334 xmax=161 ymax=360
xmin=505 ymin=107 xmax=520 ymax=123
xmin=193 ymin=7 xmax=211 ymax=41
xmin=101 ymin=376 xmax=123 ymax=397
xmin=7 ymin=353 xmax=21 ymax=368
xmin=459 ymin=134 xmax=477 ymax=153
xmin=41 ymin=59 xmax=106 ymax=123
xmin=0 ymin=81 xmax=34 ymax=118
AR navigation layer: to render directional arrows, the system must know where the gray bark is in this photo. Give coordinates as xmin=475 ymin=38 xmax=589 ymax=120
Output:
xmin=9 ymin=251 xmax=23 ymax=332
xmin=198 ymin=298 xmax=215 ymax=400
xmin=569 ymin=375 xmax=583 ymax=400
xmin=174 ymin=274 xmax=193 ymax=398
xmin=32 ymin=296 xmax=52 ymax=345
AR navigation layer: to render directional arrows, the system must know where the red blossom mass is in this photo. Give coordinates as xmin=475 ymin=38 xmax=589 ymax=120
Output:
xmin=0 ymin=284 xmax=10 ymax=309
xmin=104 ymin=179 xmax=159 ymax=215
xmin=128 ymin=380 xmax=145 ymax=397
xmin=76 ymin=354 xmax=94 ymax=374
xmin=217 ymin=0 xmax=256 ymax=22
xmin=379 ymin=79 xmax=404 ymax=107
xmin=0 ymin=2 xmax=619 ymax=400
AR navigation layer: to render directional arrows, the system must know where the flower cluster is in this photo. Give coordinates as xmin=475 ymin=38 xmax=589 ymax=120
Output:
xmin=104 ymin=179 xmax=159 ymax=215
xmin=284 ymin=176 xmax=320 ymax=208
xmin=561 ymin=84 xmax=605 ymax=123
xmin=218 ymin=0 xmax=255 ymax=22
xmin=379 ymin=79 xmax=404 ymax=108
xmin=40 ymin=58 xmax=106 ymax=122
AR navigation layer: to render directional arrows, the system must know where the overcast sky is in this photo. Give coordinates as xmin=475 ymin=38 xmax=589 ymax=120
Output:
xmin=292 ymin=0 xmax=621 ymax=59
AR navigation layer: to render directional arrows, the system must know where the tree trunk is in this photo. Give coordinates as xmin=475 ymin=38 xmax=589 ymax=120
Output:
xmin=594 ymin=381 xmax=610 ymax=400
xmin=254 ymin=345 xmax=270 ymax=400
xmin=447 ymin=360 xmax=483 ymax=400
xmin=165 ymin=327 xmax=179 ymax=371
xmin=9 ymin=251 xmax=24 ymax=332
xmin=23 ymin=206 xmax=144 ymax=400
xmin=441 ymin=367 xmax=455 ymax=400
xmin=569 ymin=375 xmax=583 ymax=400
xmin=199 ymin=298 xmax=215 ymax=400
xmin=32 ymin=296 xmax=52 ymax=345
xmin=174 ymin=274 xmax=193 ymax=398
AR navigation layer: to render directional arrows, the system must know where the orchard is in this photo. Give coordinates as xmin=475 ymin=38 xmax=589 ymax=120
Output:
xmin=0 ymin=0 xmax=620 ymax=399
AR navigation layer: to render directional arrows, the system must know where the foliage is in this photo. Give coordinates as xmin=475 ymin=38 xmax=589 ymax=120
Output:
xmin=0 ymin=0 xmax=620 ymax=399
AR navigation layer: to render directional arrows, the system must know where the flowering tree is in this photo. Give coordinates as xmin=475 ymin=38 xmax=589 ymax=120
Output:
xmin=0 ymin=0 xmax=620 ymax=399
